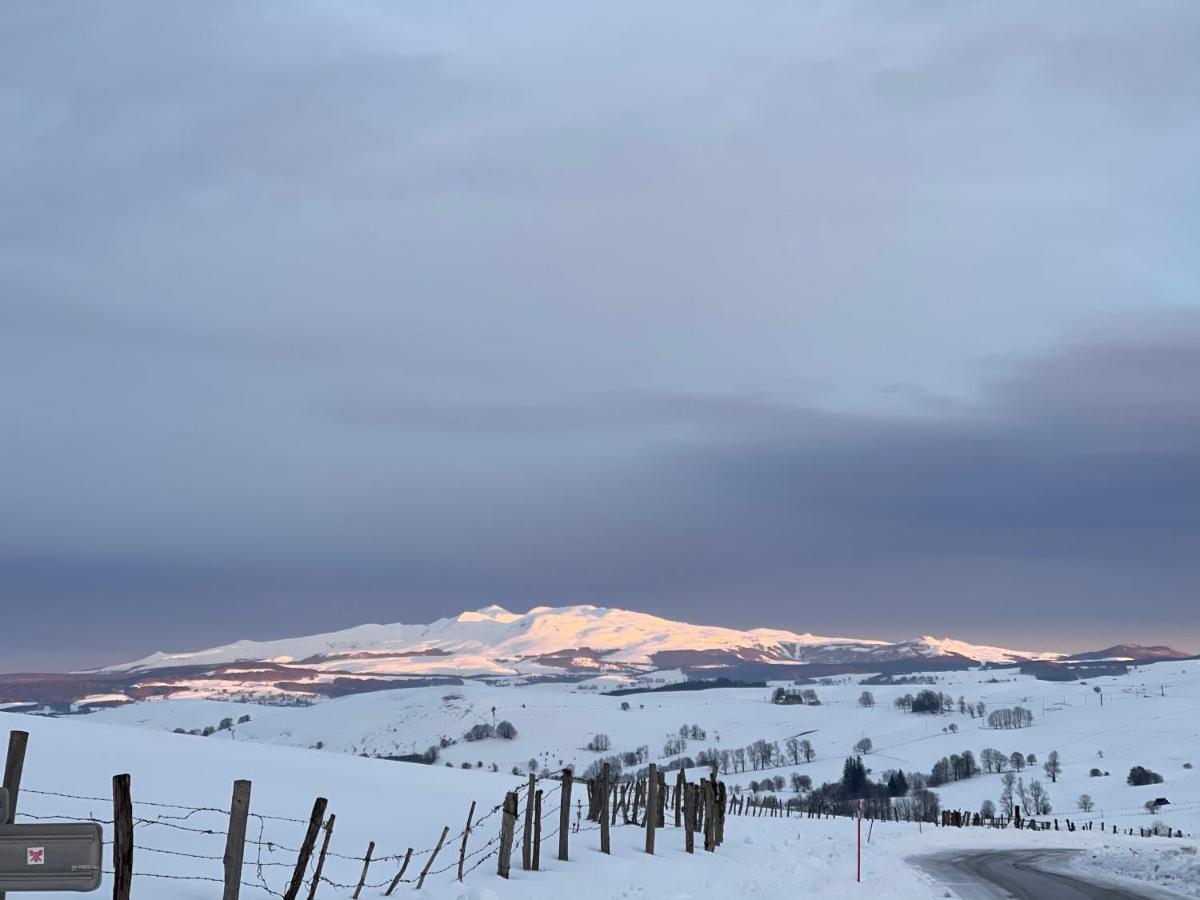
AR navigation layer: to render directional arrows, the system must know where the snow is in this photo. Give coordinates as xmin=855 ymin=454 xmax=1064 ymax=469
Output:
xmin=81 ymin=657 xmax=1200 ymax=845
xmin=1071 ymin=841 xmax=1200 ymax=897
xmin=5 ymin=710 xmax=1194 ymax=899
xmin=10 ymin=653 xmax=1200 ymax=897
xmin=96 ymin=604 xmax=1062 ymax=678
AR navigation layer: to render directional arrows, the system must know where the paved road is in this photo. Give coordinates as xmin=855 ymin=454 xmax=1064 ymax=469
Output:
xmin=912 ymin=849 xmax=1177 ymax=900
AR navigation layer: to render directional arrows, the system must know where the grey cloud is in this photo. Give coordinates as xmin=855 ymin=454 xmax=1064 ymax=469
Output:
xmin=1 ymin=2 xmax=1199 ymax=669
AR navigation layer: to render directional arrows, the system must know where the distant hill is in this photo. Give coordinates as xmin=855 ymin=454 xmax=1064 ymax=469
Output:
xmin=1 ymin=604 xmax=1188 ymax=708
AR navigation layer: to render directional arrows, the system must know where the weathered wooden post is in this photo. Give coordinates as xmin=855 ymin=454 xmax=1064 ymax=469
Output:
xmin=674 ymin=771 xmax=685 ymax=827
xmin=283 ymin=797 xmax=328 ymax=900
xmin=631 ymin=777 xmax=642 ymax=826
xmin=657 ymin=770 xmax=666 ymax=827
xmin=2 ymin=731 xmax=26 ymax=825
xmin=522 ymin=774 xmax=535 ymax=870
xmin=457 ymin=800 xmax=476 ymax=881
xmin=695 ymin=780 xmax=705 ymax=834
xmin=383 ymin=847 xmax=412 ymax=896
xmin=417 ymin=826 xmax=450 ymax=891
xmin=351 ymin=842 xmax=374 ymax=899
xmin=0 ymin=730 xmax=29 ymax=900
xmin=703 ymin=780 xmax=717 ymax=851
xmin=499 ymin=792 xmax=519 ymax=877
xmin=558 ymin=771 xmax=572 ymax=862
xmin=644 ymin=764 xmax=658 ymax=855
xmin=716 ymin=781 xmax=726 ymax=846
xmin=610 ymin=783 xmax=619 ymax=826
xmin=306 ymin=814 xmax=336 ymax=900
xmin=222 ymin=779 xmax=252 ymax=900
xmin=532 ymin=790 xmax=542 ymax=871
xmin=684 ymin=784 xmax=696 ymax=854
xmin=112 ymin=773 xmax=134 ymax=900
xmin=599 ymin=762 xmax=611 ymax=854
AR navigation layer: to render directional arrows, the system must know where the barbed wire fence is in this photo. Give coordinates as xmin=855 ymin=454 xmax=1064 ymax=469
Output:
xmin=4 ymin=729 xmax=729 ymax=898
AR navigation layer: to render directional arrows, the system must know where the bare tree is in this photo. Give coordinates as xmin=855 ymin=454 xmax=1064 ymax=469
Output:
xmin=999 ymin=771 xmax=1016 ymax=816
xmin=858 ymin=691 xmax=875 ymax=708
xmin=1043 ymin=750 xmax=1062 ymax=783
xmin=1077 ymin=793 xmax=1094 ymax=813
xmin=799 ymin=739 xmax=815 ymax=763
xmin=1028 ymin=779 xmax=1051 ymax=815
xmin=784 ymin=737 xmax=801 ymax=765
xmin=853 ymin=737 xmax=873 ymax=755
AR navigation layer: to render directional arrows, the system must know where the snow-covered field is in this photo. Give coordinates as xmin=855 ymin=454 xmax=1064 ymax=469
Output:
xmin=85 ymin=657 xmax=1200 ymax=835
xmin=5 ymin=656 xmax=1200 ymax=897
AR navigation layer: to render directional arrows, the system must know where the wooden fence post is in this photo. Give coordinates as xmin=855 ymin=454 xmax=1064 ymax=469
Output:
xmin=644 ymin=764 xmax=658 ymax=855
xmin=222 ymin=779 xmax=252 ymax=900
xmin=306 ymin=814 xmax=336 ymax=900
xmin=703 ymin=779 xmax=717 ymax=852
xmin=383 ymin=847 xmax=411 ymax=896
xmin=112 ymin=773 xmax=134 ymax=900
xmin=599 ymin=763 xmax=611 ymax=854
xmin=659 ymin=770 xmax=667 ymax=827
xmin=716 ymin=781 xmax=726 ymax=846
xmin=674 ymin=771 xmax=684 ymax=827
xmin=684 ymin=784 xmax=695 ymax=854
xmin=457 ymin=800 xmax=476 ymax=881
xmin=351 ymin=841 xmax=374 ymax=899
xmin=522 ymin=774 xmax=535 ymax=870
xmin=2 ymin=731 xmax=26 ymax=827
xmin=417 ymin=826 xmax=450 ymax=891
xmin=532 ymin=790 xmax=542 ymax=871
xmin=498 ymin=792 xmax=519 ymax=878
xmin=0 ymin=730 xmax=28 ymax=900
xmin=283 ymin=797 xmax=328 ymax=900
xmin=558 ymin=771 xmax=572 ymax=862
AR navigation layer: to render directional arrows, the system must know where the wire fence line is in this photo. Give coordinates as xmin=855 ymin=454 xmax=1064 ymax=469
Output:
xmin=14 ymin=765 xmax=685 ymax=897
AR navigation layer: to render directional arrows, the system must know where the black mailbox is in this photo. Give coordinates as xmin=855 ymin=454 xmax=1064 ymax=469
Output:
xmin=0 ymin=823 xmax=102 ymax=892
xmin=0 ymin=788 xmax=8 ymax=824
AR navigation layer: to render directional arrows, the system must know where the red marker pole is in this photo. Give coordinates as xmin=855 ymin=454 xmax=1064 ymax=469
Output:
xmin=856 ymin=799 xmax=863 ymax=883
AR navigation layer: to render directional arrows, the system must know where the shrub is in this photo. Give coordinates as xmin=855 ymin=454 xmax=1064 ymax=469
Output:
xmin=1127 ymin=766 xmax=1164 ymax=786
xmin=910 ymin=691 xmax=944 ymax=714
xmin=587 ymin=733 xmax=611 ymax=752
xmin=464 ymin=723 xmax=495 ymax=742
xmin=1089 ymin=768 xmax=1103 ymax=777
xmin=620 ymin=702 xmax=631 ymax=711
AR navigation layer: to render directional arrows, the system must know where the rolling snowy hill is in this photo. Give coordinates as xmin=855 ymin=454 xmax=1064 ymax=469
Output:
xmin=1 ymin=606 xmax=1188 ymax=711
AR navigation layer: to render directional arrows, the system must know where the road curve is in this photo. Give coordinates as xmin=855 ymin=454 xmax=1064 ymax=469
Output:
xmin=911 ymin=849 xmax=1178 ymax=900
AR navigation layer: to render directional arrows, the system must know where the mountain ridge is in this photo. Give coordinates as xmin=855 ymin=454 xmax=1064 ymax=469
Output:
xmin=96 ymin=603 xmax=1064 ymax=676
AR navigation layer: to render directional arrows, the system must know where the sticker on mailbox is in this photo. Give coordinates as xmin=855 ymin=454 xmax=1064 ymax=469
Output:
xmin=27 ymin=846 xmax=45 ymax=865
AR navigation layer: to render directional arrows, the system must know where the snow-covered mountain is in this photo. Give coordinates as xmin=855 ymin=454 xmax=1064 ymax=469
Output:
xmin=2 ymin=604 xmax=1190 ymax=711
xmin=101 ymin=604 xmax=1061 ymax=677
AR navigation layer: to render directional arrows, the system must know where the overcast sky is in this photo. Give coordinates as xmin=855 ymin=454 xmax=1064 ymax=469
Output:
xmin=2 ymin=2 xmax=1199 ymax=671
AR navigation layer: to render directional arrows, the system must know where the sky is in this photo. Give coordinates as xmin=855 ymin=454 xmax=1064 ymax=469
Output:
xmin=2 ymin=2 xmax=1199 ymax=671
